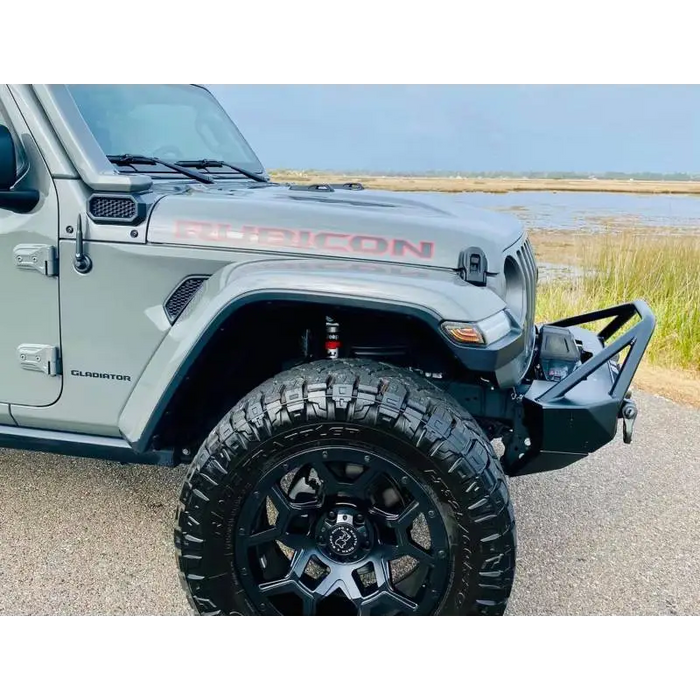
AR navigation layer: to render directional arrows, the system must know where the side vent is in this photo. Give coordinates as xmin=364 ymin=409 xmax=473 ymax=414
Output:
xmin=164 ymin=276 xmax=209 ymax=323
xmin=87 ymin=194 xmax=147 ymax=225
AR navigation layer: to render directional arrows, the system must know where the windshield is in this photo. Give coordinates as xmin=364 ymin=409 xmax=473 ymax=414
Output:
xmin=67 ymin=84 xmax=264 ymax=174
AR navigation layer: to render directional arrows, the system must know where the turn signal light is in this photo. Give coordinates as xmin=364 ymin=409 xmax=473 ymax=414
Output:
xmin=441 ymin=311 xmax=513 ymax=346
xmin=441 ymin=323 xmax=484 ymax=345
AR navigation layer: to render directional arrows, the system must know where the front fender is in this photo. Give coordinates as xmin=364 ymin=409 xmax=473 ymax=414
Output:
xmin=119 ymin=258 xmax=521 ymax=451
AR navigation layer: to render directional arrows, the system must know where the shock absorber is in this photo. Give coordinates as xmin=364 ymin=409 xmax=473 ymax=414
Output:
xmin=325 ymin=316 xmax=341 ymax=359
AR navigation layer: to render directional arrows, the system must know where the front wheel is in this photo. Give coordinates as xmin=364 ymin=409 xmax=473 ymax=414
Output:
xmin=175 ymin=360 xmax=516 ymax=615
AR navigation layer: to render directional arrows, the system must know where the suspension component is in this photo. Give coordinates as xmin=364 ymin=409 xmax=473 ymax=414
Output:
xmin=325 ymin=316 xmax=340 ymax=359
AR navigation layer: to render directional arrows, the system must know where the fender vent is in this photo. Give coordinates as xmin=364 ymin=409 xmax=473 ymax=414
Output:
xmin=88 ymin=194 xmax=146 ymax=225
xmin=164 ymin=276 xmax=209 ymax=323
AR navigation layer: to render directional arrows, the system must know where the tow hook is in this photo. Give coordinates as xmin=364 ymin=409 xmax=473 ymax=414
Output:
xmin=620 ymin=398 xmax=638 ymax=444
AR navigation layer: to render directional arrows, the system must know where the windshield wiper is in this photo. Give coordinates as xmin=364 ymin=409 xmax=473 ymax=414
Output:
xmin=176 ymin=159 xmax=269 ymax=183
xmin=107 ymin=154 xmax=215 ymax=185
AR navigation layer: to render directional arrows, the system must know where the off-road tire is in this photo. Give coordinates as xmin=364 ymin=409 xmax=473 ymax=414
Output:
xmin=175 ymin=359 xmax=516 ymax=615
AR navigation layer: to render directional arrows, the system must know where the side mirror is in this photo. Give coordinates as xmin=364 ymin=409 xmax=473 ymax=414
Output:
xmin=0 ymin=125 xmax=39 ymax=213
xmin=0 ymin=125 xmax=18 ymax=189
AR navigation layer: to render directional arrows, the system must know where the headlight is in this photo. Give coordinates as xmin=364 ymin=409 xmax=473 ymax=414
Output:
xmin=441 ymin=310 xmax=513 ymax=346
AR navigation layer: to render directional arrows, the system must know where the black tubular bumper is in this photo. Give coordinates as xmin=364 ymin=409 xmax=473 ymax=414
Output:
xmin=507 ymin=300 xmax=656 ymax=477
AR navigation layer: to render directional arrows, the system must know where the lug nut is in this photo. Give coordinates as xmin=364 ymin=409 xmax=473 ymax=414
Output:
xmin=362 ymin=540 xmax=371 ymax=549
xmin=356 ymin=514 xmax=365 ymax=524
xmin=328 ymin=510 xmax=337 ymax=521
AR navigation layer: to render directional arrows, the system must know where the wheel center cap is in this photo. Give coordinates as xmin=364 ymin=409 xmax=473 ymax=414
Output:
xmin=327 ymin=524 xmax=360 ymax=557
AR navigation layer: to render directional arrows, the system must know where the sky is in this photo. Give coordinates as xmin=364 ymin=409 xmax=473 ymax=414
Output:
xmin=209 ymin=85 xmax=700 ymax=174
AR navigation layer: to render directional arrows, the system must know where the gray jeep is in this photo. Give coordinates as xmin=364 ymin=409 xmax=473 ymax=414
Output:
xmin=0 ymin=84 xmax=655 ymax=616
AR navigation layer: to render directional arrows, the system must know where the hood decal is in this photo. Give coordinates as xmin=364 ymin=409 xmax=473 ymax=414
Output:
xmin=174 ymin=220 xmax=435 ymax=260
xmin=146 ymin=185 xmax=524 ymax=272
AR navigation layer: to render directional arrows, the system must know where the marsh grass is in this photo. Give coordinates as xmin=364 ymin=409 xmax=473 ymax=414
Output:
xmin=535 ymin=233 xmax=700 ymax=372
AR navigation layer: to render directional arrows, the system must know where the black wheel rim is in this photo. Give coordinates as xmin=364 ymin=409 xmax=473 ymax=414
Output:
xmin=234 ymin=445 xmax=451 ymax=615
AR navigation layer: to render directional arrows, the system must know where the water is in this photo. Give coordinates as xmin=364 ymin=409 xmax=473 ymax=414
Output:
xmin=450 ymin=190 xmax=700 ymax=233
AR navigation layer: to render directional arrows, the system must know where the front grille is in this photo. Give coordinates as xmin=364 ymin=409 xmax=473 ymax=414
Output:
xmin=164 ymin=276 xmax=209 ymax=323
xmin=515 ymin=238 xmax=538 ymax=352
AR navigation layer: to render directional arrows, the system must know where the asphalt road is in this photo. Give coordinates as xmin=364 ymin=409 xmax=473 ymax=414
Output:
xmin=0 ymin=391 xmax=697 ymax=616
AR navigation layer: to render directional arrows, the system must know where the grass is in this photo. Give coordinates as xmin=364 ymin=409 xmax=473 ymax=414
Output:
xmin=270 ymin=170 xmax=700 ymax=195
xmin=534 ymin=232 xmax=700 ymax=405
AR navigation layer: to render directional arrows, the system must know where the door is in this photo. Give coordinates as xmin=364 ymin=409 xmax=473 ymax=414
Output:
xmin=0 ymin=95 xmax=62 ymax=407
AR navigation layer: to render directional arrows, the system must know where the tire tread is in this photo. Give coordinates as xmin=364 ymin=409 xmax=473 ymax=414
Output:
xmin=175 ymin=359 xmax=516 ymax=616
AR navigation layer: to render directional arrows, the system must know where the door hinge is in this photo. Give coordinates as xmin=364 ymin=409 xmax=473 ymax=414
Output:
xmin=17 ymin=344 xmax=61 ymax=376
xmin=14 ymin=244 xmax=58 ymax=277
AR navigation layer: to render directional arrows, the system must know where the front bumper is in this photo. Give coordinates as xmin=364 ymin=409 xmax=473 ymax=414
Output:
xmin=506 ymin=300 xmax=656 ymax=477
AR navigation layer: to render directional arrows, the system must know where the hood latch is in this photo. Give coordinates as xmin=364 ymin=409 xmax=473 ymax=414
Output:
xmin=459 ymin=246 xmax=487 ymax=286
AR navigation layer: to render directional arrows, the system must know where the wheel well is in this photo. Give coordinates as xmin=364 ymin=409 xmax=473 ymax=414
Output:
xmin=153 ymin=300 xmax=472 ymax=452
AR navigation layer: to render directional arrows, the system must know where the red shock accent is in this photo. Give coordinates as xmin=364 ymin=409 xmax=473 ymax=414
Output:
xmin=325 ymin=317 xmax=340 ymax=359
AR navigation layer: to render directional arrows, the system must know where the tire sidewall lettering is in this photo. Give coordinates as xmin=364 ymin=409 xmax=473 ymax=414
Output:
xmin=177 ymin=361 xmax=515 ymax=616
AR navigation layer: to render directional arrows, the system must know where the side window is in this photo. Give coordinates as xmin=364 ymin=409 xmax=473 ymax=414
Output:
xmin=0 ymin=105 xmax=29 ymax=181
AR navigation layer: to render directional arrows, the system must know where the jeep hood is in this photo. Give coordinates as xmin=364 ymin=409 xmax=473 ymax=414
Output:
xmin=146 ymin=183 xmax=524 ymax=273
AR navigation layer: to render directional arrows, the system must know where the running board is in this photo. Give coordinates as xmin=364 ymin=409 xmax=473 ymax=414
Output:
xmin=0 ymin=424 xmax=176 ymax=466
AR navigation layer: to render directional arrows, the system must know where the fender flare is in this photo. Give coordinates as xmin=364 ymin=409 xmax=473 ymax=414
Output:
xmin=118 ymin=258 xmax=521 ymax=451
